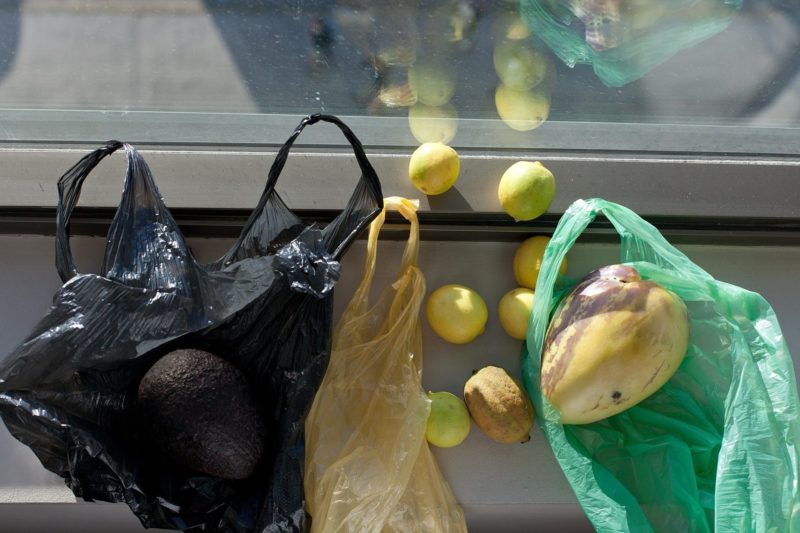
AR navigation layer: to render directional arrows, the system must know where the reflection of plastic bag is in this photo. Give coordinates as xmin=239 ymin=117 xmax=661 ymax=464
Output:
xmin=521 ymin=0 xmax=743 ymax=86
xmin=305 ymin=197 xmax=467 ymax=533
xmin=0 ymin=114 xmax=383 ymax=532
xmin=522 ymin=198 xmax=800 ymax=532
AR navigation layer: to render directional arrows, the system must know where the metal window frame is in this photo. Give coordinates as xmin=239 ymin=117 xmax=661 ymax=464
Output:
xmin=1 ymin=132 xmax=798 ymax=245
xmin=3 ymin=110 xmax=800 ymax=156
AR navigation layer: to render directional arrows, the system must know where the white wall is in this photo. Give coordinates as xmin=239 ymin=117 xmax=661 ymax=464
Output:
xmin=0 ymin=234 xmax=797 ymax=531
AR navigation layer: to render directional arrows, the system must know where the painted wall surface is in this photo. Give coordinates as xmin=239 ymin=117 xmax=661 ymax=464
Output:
xmin=0 ymin=234 xmax=797 ymax=532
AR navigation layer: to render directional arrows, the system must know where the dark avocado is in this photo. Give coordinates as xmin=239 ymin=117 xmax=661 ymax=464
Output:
xmin=137 ymin=348 xmax=266 ymax=480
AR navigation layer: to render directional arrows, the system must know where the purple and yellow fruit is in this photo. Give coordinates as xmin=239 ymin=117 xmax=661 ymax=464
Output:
xmin=541 ymin=265 xmax=689 ymax=424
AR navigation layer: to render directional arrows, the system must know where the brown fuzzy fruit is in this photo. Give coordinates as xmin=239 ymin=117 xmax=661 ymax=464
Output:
xmin=463 ymin=366 xmax=535 ymax=444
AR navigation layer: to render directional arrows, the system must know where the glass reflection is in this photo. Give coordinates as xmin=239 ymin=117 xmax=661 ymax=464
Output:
xmin=0 ymin=0 xmax=797 ymax=150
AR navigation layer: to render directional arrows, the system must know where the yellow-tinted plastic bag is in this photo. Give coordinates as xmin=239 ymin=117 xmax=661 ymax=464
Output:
xmin=304 ymin=197 xmax=467 ymax=533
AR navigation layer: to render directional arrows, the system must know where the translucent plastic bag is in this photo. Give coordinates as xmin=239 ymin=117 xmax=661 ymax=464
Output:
xmin=0 ymin=114 xmax=383 ymax=532
xmin=521 ymin=198 xmax=800 ymax=532
xmin=305 ymin=197 xmax=467 ymax=533
xmin=521 ymin=0 xmax=743 ymax=86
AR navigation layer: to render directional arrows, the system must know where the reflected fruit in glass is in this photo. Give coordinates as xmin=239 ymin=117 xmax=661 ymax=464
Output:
xmin=493 ymin=40 xmax=548 ymax=91
xmin=408 ymin=142 xmax=460 ymax=195
xmin=409 ymin=61 xmax=457 ymax=107
xmin=408 ymin=103 xmax=459 ymax=144
xmin=495 ymin=84 xmax=550 ymax=131
xmin=378 ymin=67 xmax=418 ymax=108
xmin=491 ymin=13 xmax=531 ymax=42
xmin=497 ymin=161 xmax=556 ymax=221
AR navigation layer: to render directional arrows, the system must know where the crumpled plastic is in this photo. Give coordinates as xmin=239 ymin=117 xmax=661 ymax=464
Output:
xmin=0 ymin=113 xmax=383 ymax=532
xmin=522 ymin=198 xmax=800 ymax=532
xmin=521 ymin=0 xmax=743 ymax=86
xmin=304 ymin=197 xmax=467 ymax=533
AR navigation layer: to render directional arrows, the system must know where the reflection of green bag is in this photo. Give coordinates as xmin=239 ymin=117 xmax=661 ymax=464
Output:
xmin=521 ymin=199 xmax=800 ymax=532
xmin=520 ymin=0 xmax=743 ymax=86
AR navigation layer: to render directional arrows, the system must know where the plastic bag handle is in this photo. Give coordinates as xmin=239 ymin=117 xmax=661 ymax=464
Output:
xmin=526 ymin=198 xmax=716 ymax=423
xmin=223 ymin=114 xmax=383 ymax=264
xmin=242 ymin=113 xmax=382 ymax=233
xmin=349 ymin=197 xmax=420 ymax=313
xmin=55 ymin=140 xmax=126 ymax=282
xmin=529 ymin=198 xmax=715 ymax=358
xmin=264 ymin=113 xmax=381 ymax=198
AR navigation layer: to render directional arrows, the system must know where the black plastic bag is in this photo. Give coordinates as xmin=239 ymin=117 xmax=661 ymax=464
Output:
xmin=0 ymin=114 xmax=383 ymax=532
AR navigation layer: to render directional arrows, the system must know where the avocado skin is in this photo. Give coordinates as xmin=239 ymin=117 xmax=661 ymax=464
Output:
xmin=137 ymin=348 xmax=266 ymax=480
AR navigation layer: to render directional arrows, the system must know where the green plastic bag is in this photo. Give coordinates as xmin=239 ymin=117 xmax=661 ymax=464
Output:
xmin=520 ymin=0 xmax=743 ymax=87
xmin=521 ymin=198 xmax=800 ymax=532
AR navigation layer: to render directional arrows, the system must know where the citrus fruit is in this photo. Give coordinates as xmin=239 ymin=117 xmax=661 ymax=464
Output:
xmin=513 ymin=236 xmax=567 ymax=289
xmin=494 ymin=84 xmax=550 ymax=131
xmin=409 ymin=142 xmax=460 ymax=195
xmin=498 ymin=160 xmax=556 ymax=221
xmin=425 ymin=391 xmax=471 ymax=448
xmin=409 ymin=62 xmax=456 ymax=107
xmin=408 ymin=103 xmax=459 ymax=144
xmin=493 ymin=40 xmax=548 ymax=91
xmin=426 ymin=284 xmax=488 ymax=344
xmin=497 ymin=288 xmax=535 ymax=341
xmin=491 ymin=13 xmax=531 ymax=42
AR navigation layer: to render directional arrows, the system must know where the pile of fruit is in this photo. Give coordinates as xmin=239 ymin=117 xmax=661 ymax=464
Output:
xmin=421 ymin=233 xmax=556 ymax=447
xmin=407 ymin=138 xmax=690 ymax=447
xmin=408 ymin=140 xmax=553 ymax=447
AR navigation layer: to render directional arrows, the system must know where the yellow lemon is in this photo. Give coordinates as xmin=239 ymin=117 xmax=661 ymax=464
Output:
xmin=409 ymin=142 xmax=460 ymax=196
xmin=494 ymin=84 xmax=550 ymax=132
xmin=425 ymin=391 xmax=471 ymax=448
xmin=498 ymin=160 xmax=555 ymax=221
xmin=409 ymin=62 xmax=456 ymax=107
xmin=513 ymin=235 xmax=567 ymax=290
xmin=498 ymin=288 xmax=535 ymax=341
xmin=426 ymin=284 xmax=488 ymax=344
xmin=408 ymin=103 xmax=459 ymax=144
xmin=491 ymin=13 xmax=531 ymax=42
xmin=505 ymin=18 xmax=532 ymax=40
xmin=493 ymin=40 xmax=548 ymax=91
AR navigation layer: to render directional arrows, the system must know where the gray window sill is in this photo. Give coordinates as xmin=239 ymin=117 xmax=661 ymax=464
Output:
xmin=0 ymin=145 xmax=799 ymax=246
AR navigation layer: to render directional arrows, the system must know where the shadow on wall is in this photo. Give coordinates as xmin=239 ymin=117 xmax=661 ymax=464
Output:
xmin=201 ymin=0 xmax=343 ymax=114
xmin=0 ymin=1 xmax=21 ymax=83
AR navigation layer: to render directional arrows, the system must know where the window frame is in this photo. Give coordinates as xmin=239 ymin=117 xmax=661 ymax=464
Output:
xmin=0 ymin=137 xmax=798 ymax=245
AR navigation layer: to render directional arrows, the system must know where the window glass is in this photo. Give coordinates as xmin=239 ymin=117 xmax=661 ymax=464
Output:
xmin=0 ymin=0 xmax=798 ymax=155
